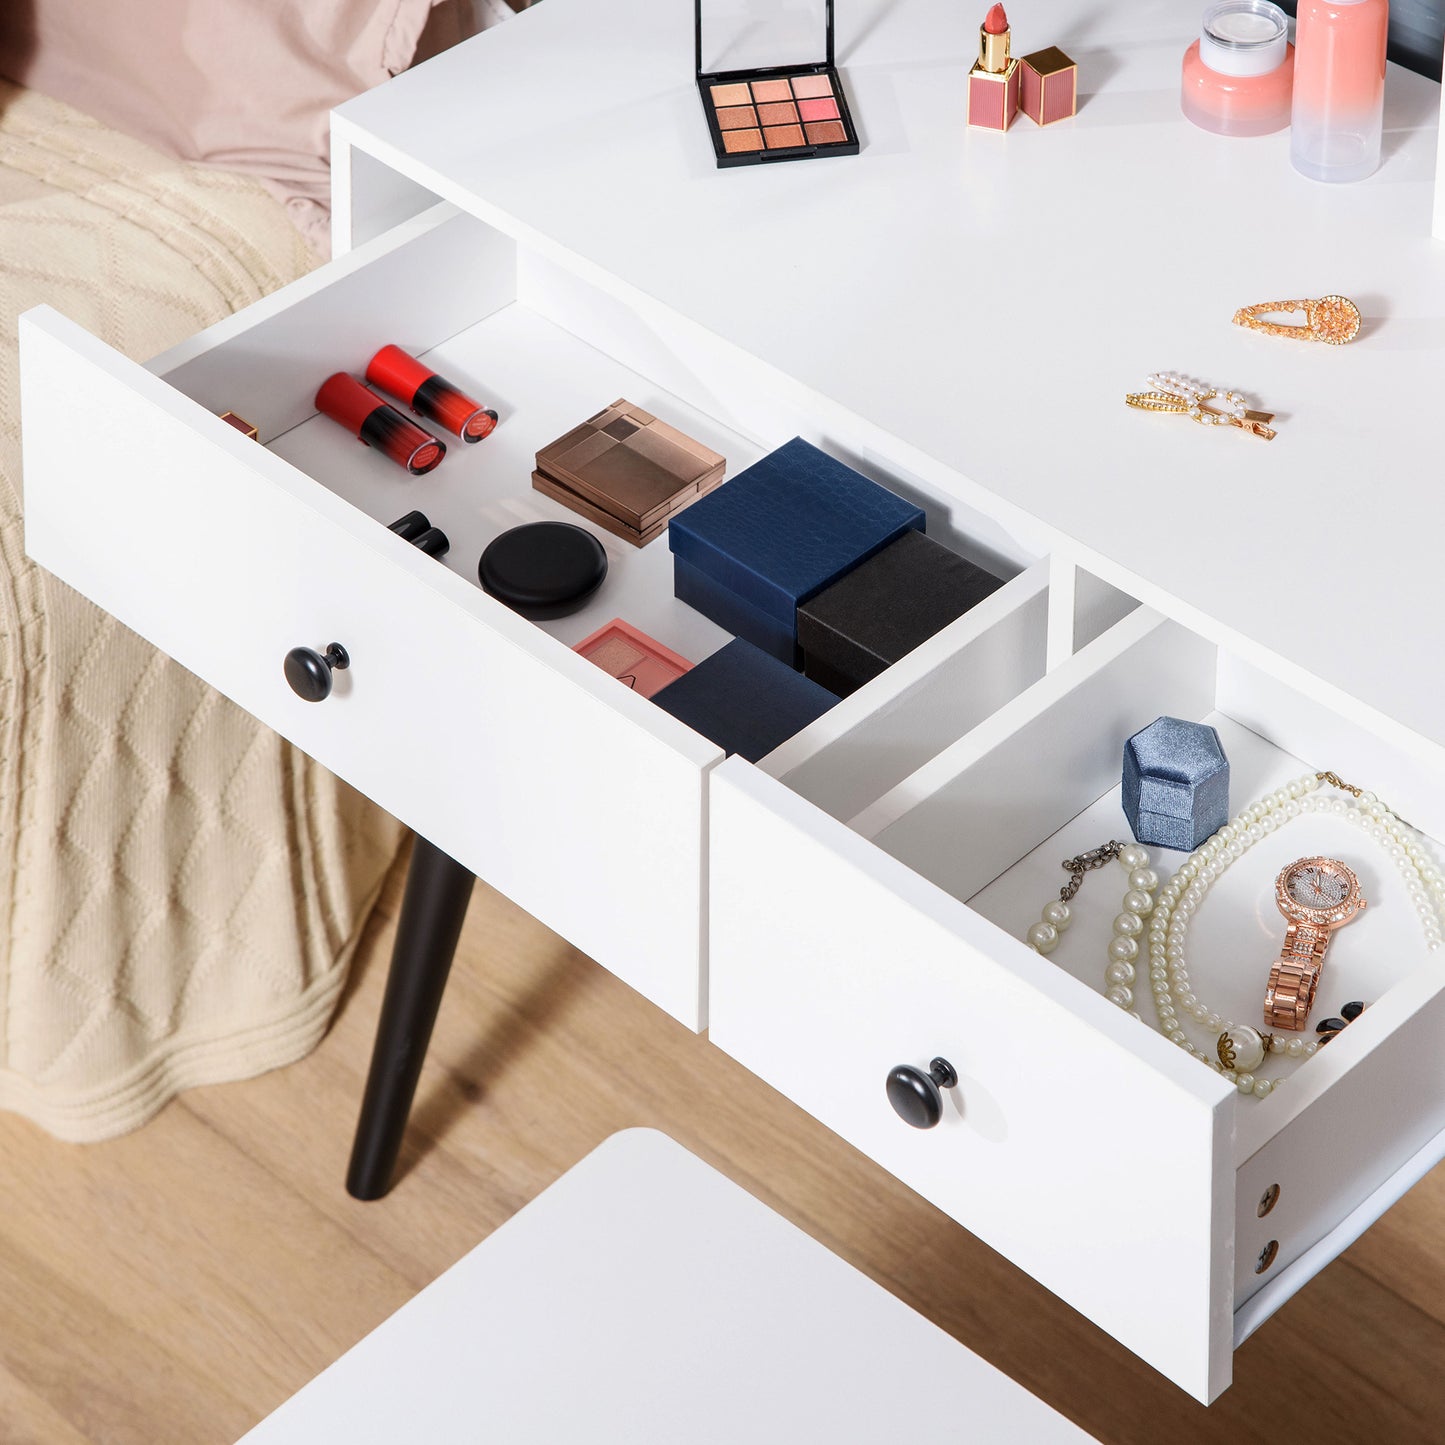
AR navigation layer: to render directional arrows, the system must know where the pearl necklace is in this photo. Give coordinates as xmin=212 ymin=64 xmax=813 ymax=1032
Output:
xmin=1142 ymin=773 xmax=1445 ymax=1098
xmin=1026 ymin=841 xmax=1161 ymax=1018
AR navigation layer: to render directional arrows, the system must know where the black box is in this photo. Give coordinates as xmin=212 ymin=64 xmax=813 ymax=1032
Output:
xmin=796 ymin=531 xmax=1004 ymax=696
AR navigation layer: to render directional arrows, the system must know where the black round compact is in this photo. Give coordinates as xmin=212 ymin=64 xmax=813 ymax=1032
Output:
xmin=478 ymin=521 xmax=608 ymax=620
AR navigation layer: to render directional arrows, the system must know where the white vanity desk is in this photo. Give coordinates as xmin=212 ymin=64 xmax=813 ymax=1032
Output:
xmin=19 ymin=0 xmax=1445 ymax=1407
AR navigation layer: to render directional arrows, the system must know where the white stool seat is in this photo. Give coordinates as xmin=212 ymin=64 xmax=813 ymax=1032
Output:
xmin=240 ymin=1130 xmax=1096 ymax=1443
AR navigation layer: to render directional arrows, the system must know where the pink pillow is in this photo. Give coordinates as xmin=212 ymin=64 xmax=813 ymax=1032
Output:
xmin=0 ymin=0 xmax=441 ymax=252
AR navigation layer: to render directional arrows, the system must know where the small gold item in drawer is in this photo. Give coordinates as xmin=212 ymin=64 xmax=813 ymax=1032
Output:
xmin=219 ymin=411 xmax=259 ymax=440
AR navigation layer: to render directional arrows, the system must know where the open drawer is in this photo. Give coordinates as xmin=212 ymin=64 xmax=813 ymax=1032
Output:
xmin=709 ymin=605 xmax=1445 ymax=1400
xmin=18 ymin=200 xmax=1046 ymax=1029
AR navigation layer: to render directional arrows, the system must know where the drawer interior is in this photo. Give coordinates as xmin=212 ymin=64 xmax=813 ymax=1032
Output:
xmin=149 ymin=202 xmax=1047 ymax=751
xmin=822 ymin=607 xmax=1445 ymax=1305
xmin=841 ymin=609 xmax=1445 ymax=1137
xmin=756 ymin=556 xmax=1053 ymax=821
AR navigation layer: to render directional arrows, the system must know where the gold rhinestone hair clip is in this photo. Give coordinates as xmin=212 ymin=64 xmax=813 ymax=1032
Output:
xmin=1233 ymin=294 xmax=1361 ymax=345
xmin=1125 ymin=371 xmax=1276 ymax=440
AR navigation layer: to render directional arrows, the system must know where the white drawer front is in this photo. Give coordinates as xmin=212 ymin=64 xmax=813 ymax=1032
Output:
xmin=709 ymin=762 xmax=1235 ymax=1403
xmin=20 ymin=311 xmax=719 ymax=1028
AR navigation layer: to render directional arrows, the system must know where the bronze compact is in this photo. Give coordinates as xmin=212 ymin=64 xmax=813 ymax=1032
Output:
xmin=533 ymin=399 xmax=725 ymax=547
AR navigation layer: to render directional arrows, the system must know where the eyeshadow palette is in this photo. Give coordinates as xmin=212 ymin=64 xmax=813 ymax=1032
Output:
xmin=695 ymin=0 xmax=859 ymax=168
xmin=533 ymin=399 xmax=726 ymax=547
xmin=573 ymin=618 xmax=693 ymax=699
xmin=700 ymin=70 xmax=857 ymax=165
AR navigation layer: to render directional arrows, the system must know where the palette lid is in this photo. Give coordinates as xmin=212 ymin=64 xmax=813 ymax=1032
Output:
xmin=696 ymin=0 xmax=835 ymax=78
xmin=667 ymin=438 xmax=926 ymax=629
xmin=535 ymin=400 xmax=725 ymax=533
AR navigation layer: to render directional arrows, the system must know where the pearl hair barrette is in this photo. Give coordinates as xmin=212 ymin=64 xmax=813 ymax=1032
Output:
xmin=1025 ymin=772 xmax=1443 ymax=1099
xmin=1125 ymin=371 xmax=1277 ymax=440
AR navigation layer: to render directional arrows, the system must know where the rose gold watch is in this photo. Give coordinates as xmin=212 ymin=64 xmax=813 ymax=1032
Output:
xmin=1263 ymin=857 xmax=1365 ymax=1032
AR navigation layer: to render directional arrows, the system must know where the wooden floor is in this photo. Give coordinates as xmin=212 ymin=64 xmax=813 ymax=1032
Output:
xmin=2 ymin=841 xmax=1443 ymax=1444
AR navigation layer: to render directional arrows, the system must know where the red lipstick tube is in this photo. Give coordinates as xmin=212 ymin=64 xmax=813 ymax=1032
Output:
xmin=315 ymin=373 xmax=445 ymax=475
xmin=366 ymin=344 xmax=498 ymax=443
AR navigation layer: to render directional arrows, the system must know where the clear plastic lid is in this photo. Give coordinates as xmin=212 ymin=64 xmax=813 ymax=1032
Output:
xmin=697 ymin=0 xmax=832 ymax=77
xmin=1199 ymin=0 xmax=1289 ymax=77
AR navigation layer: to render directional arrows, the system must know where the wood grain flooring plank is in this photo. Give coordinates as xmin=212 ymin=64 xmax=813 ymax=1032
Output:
xmin=0 ymin=1363 xmax=92 ymax=1445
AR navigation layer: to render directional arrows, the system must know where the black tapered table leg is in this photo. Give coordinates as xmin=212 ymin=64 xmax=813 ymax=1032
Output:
xmin=346 ymin=835 xmax=475 ymax=1200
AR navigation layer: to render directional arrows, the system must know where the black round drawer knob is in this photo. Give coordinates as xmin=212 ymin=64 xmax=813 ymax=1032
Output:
xmin=886 ymin=1057 xmax=958 ymax=1129
xmin=284 ymin=643 xmax=350 ymax=702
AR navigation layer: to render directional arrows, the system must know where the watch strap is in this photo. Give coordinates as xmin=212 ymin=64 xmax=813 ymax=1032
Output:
xmin=1263 ymin=924 xmax=1329 ymax=1031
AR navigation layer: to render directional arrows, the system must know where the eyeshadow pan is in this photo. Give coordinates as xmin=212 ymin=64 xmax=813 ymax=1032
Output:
xmin=790 ymin=74 xmax=834 ymax=99
xmin=797 ymin=97 xmax=839 ymax=122
xmin=804 ymin=120 xmax=848 ymax=145
xmin=710 ymin=82 xmax=751 ymax=106
xmin=763 ymin=124 xmax=805 ymax=149
xmin=723 ymin=128 xmax=764 ymax=153
xmin=716 ymin=105 xmax=758 ymax=130
xmin=588 ymin=636 xmax=647 ymax=676
xmin=756 ymin=101 xmax=798 ymax=126
xmin=751 ymin=78 xmax=793 ymax=102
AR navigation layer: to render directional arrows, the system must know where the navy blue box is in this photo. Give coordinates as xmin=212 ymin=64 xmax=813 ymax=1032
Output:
xmin=673 ymin=557 xmax=798 ymax=667
xmin=651 ymin=638 xmax=840 ymax=762
xmin=668 ymin=438 xmax=925 ymax=663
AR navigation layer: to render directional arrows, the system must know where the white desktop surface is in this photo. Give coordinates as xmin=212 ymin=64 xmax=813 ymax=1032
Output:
xmin=238 ymin=1130 xmax=1096 ymax=1442
xmin=336 ymin=0 xmax=1445 ymax=748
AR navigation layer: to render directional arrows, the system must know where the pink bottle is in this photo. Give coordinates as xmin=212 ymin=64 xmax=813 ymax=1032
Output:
xmin=1290 ymin=0 xmax=1389 ymax=182
xmin=1181 ymin=0 xmax=1294 ymax=137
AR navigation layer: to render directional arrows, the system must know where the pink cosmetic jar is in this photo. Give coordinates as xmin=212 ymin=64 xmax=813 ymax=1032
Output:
xmin=1181 ymin=0 xmax=1294 ymax=137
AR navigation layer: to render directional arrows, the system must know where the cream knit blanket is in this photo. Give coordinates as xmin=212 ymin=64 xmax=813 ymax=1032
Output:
xmin=0 ymin=83 xmax=404 ymax=1142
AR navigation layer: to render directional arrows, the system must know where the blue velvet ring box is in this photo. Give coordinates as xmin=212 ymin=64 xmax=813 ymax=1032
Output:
xmin=1121 ymin=715 xmax=1230 ymax=851
xmin=651 ymin=638 xmax=840 ymax=762
xmin=667 ymin=438 xmax=926 ymax=665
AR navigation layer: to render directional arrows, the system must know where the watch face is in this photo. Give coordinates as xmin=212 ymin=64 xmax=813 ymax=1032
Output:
xmin=1276 ymin=856 xmax=1364 ymax=926
xmin=1285 ymin=861 xmax=1351 ymax=910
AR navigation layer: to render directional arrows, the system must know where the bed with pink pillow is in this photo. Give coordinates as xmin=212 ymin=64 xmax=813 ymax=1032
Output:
xmin=0 ymin=0 xmax=507 ymax=1142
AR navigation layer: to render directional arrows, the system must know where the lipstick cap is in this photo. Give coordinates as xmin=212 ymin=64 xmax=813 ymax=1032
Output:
xmin=1020 ymin=46 xmax=1078 ymax=125
xmin=316 ymin=373 xmax=385 ymax=434
xmin=366 ymin=344 xmax=430 ymax=406
xmin=389 ymin=510 xmax=432 ymax=541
